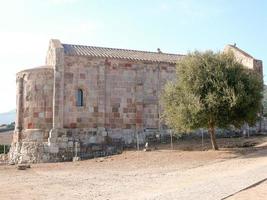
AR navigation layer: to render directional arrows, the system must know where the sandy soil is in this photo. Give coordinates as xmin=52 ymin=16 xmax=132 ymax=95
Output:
xmin=1 ymin=136 xmax=267 ymax=200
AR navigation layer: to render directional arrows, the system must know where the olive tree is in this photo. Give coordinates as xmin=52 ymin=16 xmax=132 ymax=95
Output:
xmin=161 ymin=51 xmax=263 ymax=150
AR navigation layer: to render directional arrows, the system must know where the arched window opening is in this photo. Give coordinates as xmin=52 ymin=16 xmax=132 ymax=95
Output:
xmin=76 ymin=89 xmax=83 ymax=107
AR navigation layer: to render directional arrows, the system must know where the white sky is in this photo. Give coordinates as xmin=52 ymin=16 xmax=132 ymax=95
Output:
xmin=0 ymin=0 xmax=100 ymax=113
xmin=0 ymin=0 xmax=266 ymax=113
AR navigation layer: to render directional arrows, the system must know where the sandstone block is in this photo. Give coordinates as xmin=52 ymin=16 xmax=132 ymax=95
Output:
xmin=68 ymin=141 xmax=73 ymax=147
xmin=49 ymin=146 xmax=59 ymax=153
xmin=58 ymin=142 xmax=67 ymax=149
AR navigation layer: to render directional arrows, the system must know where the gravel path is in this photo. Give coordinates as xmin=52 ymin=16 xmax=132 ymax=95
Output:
xmin=227 ymin=179 xmax=267 ymax=200
xmin=149 ymin=149 xmax=267 ymax=200
xmin=0 ymin=148 xmax=267 ymax=200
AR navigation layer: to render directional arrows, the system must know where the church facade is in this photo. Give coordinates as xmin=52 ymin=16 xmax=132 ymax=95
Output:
xmin=9 ymin=39 xmax=263 ymax=163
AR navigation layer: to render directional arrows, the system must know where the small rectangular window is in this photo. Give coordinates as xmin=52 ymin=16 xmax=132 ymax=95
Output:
xmin=76 ymin=89 xmax=83 ymax=106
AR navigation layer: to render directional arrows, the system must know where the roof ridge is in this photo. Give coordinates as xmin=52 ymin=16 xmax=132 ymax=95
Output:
xmin=228 ymin=44 xmax=254 ymax=59
xmin=62 ymin=43 xmax=184 ymax=57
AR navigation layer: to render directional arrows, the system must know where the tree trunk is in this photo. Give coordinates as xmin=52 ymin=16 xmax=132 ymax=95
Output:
xmin=209 ymin=125 xmax=219 ymax=150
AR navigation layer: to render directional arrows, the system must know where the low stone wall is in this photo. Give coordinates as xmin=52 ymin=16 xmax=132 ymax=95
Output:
xmin=8 ymin=127 xmax=171 ymax=163
xmin=9 ymin=128 xmax=127 ymax=163
xmin=45 ymin=128 xmax=165 ymax=161
xmin=9 ymin=121 xmax=267 ymax=164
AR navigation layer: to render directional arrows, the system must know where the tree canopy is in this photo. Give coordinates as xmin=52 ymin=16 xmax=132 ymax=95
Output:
xmin=161 ymin=51 xmax=263 ymax=150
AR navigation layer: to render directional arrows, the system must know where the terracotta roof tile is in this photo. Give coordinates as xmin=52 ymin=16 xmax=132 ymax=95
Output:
xmin=62 ymin=44 xmax=184 ymax=64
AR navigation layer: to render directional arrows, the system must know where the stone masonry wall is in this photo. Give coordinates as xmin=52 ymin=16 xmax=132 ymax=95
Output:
xmin=46 ymin=39 xmax=65 ymax=129
xmin=17 ymin=67 xmax=54 ymax=130
xmin=224 ymin=45 xmax=263 ymax=76
xmin=63 ymin=55 xmax=176 ymax=144
xmin=9 ymin=67 xmax=54 ymax=163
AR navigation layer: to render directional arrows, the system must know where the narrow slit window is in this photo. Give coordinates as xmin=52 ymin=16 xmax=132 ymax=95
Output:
xmin=76 ymin=89 xmax=83 ymax=107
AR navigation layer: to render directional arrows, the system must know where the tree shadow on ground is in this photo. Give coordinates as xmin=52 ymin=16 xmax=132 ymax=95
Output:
xmin=234 ymin=145 xmax=267 ymax=159
xmin=130 ymin=135 xmax=267 ymax=160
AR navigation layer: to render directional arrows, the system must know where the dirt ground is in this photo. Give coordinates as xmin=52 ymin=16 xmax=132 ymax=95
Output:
xmin=227 ymin=180 xmax=267 ymax=200
xmin=1 ymin=136 xmax=267 ymax=200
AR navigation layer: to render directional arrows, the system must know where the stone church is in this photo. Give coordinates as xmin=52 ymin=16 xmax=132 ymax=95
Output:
xmin=9 ymin=39 xmax=263 ymax=163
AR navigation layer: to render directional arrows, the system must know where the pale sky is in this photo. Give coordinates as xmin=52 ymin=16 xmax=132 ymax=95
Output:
xmin=0 ymin=0 xmax=266 ymax=113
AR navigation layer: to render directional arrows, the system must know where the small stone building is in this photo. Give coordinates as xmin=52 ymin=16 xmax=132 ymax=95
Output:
xmin=9 ymin=40 xmax=263 ymax=163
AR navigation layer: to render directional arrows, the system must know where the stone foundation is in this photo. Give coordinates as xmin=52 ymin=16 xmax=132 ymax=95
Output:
xmin=9 ymin=128 xmax=167 ymax=163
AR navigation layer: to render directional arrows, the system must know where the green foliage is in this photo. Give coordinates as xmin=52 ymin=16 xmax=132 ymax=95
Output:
xmin=161 ymin=51 xmax=263 ymax=133
xmin=0 ymin=145 xmax=10 ymax=154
